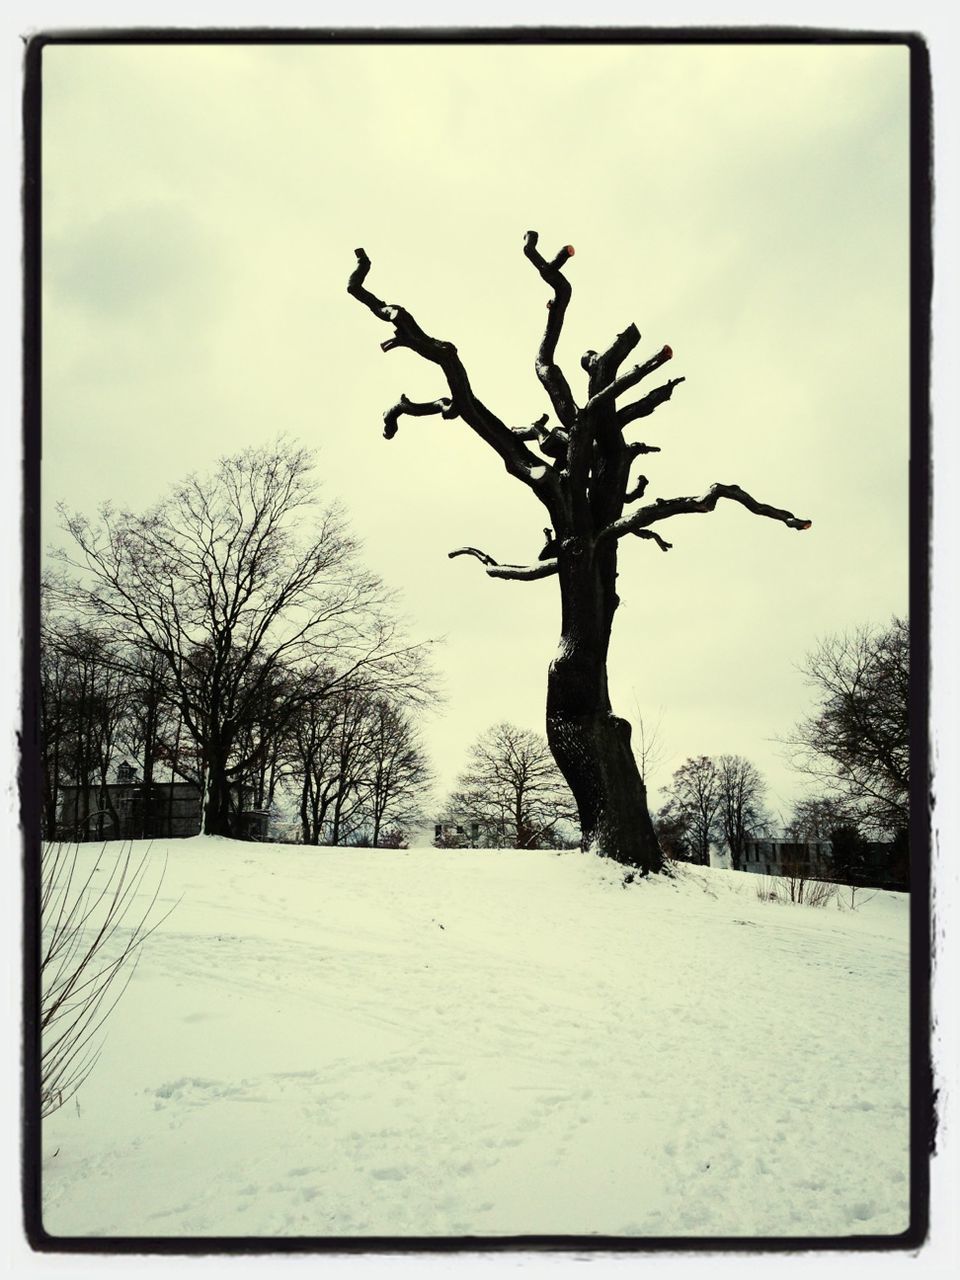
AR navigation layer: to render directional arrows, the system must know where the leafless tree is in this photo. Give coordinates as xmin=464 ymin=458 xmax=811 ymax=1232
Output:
xmin=786 ymin=795 xmax=854 ymax=841
xmin=40 ymin=619 xmax=131 ymax=841
xmin=39 ymin=621 xmax=71 ymax=838
xmin=58 ymin=440 xmax=429 ymax=837
xmin=784 ymin=618 xmax=908 ymax=838
xmin=349 ymin=234 xmax=809 ymax=872
xmin=632 ymin=700 xmax=667 ymax=784
xmin=364 ymin=699 xmax=433 ymax=848
xmin=444 ymin=722 xmax=577 ymax=850
xmin=659 ymin=756 xmax=723 ymax=866
xmin=287 ymin=679 xmax=426 ymax=846
xmin=716 ymin=754 xmax=767 ymax=871
xmin=290 ymin=682 xmax=342 ymax=846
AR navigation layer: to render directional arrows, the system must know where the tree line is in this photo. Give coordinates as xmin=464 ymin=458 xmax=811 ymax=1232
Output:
xmin=42 ymin=440 xmax=435 ymax=843
xmin=39 ymin=434 xmax=908 ymax=873
xmin=652 ymin=615 xmax=910 ymax=885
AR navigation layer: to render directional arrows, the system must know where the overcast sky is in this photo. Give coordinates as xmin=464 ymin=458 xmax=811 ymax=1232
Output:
xmin=40 ymin=39 xmax=910 ymax=820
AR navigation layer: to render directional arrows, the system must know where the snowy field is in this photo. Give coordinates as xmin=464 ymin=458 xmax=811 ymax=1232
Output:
xmin=40 ymin=838 xmax=911 ymax=1241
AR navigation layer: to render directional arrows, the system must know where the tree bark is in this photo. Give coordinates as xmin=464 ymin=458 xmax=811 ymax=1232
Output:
xmin=202 ymin=746 xmax=235 ymax=837
xmin=546 ymin=538 xmax=663 ymax=873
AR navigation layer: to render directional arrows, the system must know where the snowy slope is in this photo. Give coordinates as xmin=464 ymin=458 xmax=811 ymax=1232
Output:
xmin=40 ymin=839 xmax=911 ymax=1240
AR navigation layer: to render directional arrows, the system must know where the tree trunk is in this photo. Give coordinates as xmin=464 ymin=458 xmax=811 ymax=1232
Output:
xmin=202 ymin=751 xmax=234 ymax=836
xmin=546 ymin=543 xmax=663 ymax=874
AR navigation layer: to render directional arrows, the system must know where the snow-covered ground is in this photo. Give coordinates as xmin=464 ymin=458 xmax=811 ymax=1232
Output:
xmin=40 ymin=838 xmax=911 ymax=1240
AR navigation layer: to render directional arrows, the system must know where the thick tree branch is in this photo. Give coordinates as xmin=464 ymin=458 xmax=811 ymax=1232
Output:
xmin=618 ymin=377 xmax=686 ymax=427
xmin=349 ymin=248 xmax=557 ymax=506
xmin=585 ymin=346 xmax=675 ymax=414
xmin=536 ymin=427 xmax=570 ymax=461
xmin=624 ymin=475 xmax=649 ymax=503
xmin=448 ymin=546 xmax=559 ymax=582
xmin=383 ymin=393 xmax=457 ymax=440
xmin=582 ymin=324 xmax=642 ymax=394
xmin=627 ymin=442 xmax=662 ymax=458
xmin=599 ymin=483 xmax=812 ymax=542
xmin=634 ymin=529 xmax=673 ymax=552
xmin=522 ymin=231 xmax=578 ymax=428
xmin=511 ymin=412 xmax=550 ymax=441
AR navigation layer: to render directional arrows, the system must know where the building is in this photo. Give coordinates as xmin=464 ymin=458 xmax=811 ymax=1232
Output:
xmin=435 ymin=818 xmax=494 ymax=847
xmin=55 ymin=762 xmax=269 ymax=842
xmin=740 ymin=838 xmax=833 ymax=879
xmin=741 ymin=834 xmax=908 ymax=890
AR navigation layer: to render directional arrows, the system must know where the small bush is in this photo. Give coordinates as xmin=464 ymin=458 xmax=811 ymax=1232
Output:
xmin=41 ymin=841 xmax=171 ymax=1117
xmin=377 ymin=828 xmax=409 ymax=849
xmin=755 ymin=871 xmax=835 ymax=908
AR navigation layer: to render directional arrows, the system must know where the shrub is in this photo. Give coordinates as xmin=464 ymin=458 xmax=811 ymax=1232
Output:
xmin=41 ymin=841 xmax=171 ymax=1117
xmin=755 ymin=871 xmax=835 ymax=909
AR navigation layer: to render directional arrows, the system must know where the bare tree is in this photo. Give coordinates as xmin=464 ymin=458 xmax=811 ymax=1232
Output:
xmin=363 ymin=699 xmax=433 ymax=847
xmin=286 ymin=679 xmax=417 ymax=846
xmin=41 ymin=620 xmax=130 ymax=841
xmin=716 ymin=754 xmax=767 ymax=871
xmin=659 ymin=756 xmax=723 ymax=866
xmin=327 ymin=686 xmax=378 ymax=846
xmin=349 ymin=234 xmax=809 ymax=872
xmin=445 ymin=722 xmax=576 ymax=850
xmin=290 ymin=682 xmax=342 ymax=846
xmin=59 ymin=441 xmax=427 ymax=837
xmin=787 ymin=795 xmax=854 ymax=841
xmin=784 ymin=618 xmax=908 ymax=838
xmin=632 ymin=700 xmax=667 ymax=784
xmin=39 ymin=620 xmax=71 ymax=838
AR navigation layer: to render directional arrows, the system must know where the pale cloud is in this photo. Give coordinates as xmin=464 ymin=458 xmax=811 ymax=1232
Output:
xmin=40 ymin=41 xmax=911 ymax=814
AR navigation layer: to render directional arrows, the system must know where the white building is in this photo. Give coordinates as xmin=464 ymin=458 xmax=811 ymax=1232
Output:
xmin=740 ymin=838 xmax=833 ymax=878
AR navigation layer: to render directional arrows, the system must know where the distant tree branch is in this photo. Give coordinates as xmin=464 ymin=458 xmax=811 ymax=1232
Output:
xmin=448 ymin=546 xmax=559 ymax=582
xmin=599 ymin=482 xmax=812 ymax=543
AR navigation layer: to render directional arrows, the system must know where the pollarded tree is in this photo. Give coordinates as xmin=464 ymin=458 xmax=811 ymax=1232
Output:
xmin=349 ymin=234 xmax=810 ymax=873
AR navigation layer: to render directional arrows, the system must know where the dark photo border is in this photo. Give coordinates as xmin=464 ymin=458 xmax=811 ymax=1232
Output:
xmin=20 ymin=24 xmax=934 ymax=1257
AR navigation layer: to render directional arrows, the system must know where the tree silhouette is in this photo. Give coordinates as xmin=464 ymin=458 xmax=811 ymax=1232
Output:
xmin=60 ymin=441 xmax=426 ymax=837
xmin=444 ymin=722 xmax=575 ymax=850
xmin=716 ymin=755 xmax=768 ymax=871
xmin=786 ymin=618 xmax=908 ymax=839
xmin=349 ymin=233 xmax=810 ymax=872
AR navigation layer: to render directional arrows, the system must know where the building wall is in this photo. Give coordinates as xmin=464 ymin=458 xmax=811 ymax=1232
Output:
xmin=740 ymin=839 xmax=833 ymax=878
xmin=56 ymin=782 xmax=203 ymax=840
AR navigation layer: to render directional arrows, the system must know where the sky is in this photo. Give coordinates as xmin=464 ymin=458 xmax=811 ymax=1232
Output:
xmin=40 ymin=39 xmax=911 ymax=821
